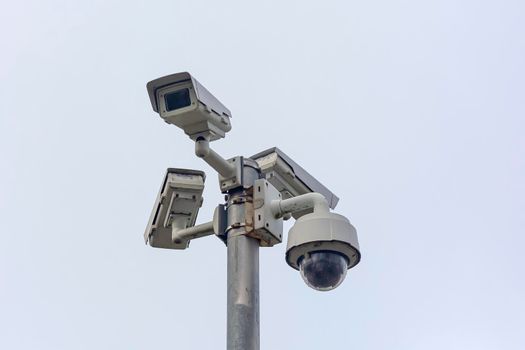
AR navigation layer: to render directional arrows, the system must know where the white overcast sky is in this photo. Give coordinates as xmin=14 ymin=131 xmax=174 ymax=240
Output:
xmin=1 ymin=1 xmax=524 ymax=349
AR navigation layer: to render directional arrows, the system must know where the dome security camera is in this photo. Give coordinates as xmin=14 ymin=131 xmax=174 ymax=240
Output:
xmin=270 ymin=192 xmax=361 ymax=291
xmin=285 ymin=209 xmax=360 ymax=291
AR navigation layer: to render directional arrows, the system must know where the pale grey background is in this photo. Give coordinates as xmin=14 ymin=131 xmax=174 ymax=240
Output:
xmin=1 ymin=0 xmax=524 ymax=349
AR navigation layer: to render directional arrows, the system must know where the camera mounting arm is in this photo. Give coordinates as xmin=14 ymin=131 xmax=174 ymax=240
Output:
xmin=270 ymin=192 xmax=330 ymax=218
xmin=195 ymin=137 xmax=236 ymax=178
xmin=172 ymin=220 xmax=215 ymax=245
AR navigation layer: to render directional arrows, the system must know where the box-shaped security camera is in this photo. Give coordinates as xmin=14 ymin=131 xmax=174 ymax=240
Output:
xmin=144 ymin=168 xmax=205 ymax=250
xmin=147 ymin=72 xmax=232 ymax=141
xmin=251 ymin=147 xmax=339 ymax=218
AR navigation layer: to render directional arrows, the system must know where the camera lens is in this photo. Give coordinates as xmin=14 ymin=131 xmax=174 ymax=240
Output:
xmin=299 ymin=251 xmax=348 ymax=291
xmin=165 ymin=88 xmax=191 ymax=111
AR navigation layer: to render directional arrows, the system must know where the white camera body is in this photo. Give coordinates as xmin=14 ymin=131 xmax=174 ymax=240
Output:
xmin=251 ymin=147 xmax=339 ymax=218
xmin=144 ymin=168 xmax=205 ymax=250
xmin=147 ymin=72 xmax=232 ymax=141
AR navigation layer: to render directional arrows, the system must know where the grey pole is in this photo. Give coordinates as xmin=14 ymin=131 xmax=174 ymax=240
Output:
xmin=226 ymin=162 xmax=260 ymax=350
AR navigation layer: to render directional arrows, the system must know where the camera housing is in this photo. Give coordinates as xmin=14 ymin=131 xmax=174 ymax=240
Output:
xmin=147 ymin=72 xmax=232 ymax=141
xmin=251 ymin=147 xmax=339 ymax=218
xmin=144 ymin=168 xmax=206 ymax=249
xmin=285 ymin=210 xmax=360 ymax=291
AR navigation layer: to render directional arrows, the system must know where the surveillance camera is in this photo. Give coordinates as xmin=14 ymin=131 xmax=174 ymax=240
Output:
xmin=146 ymin=72 xmax=232 ymax=141
xmin=285 ymin=211 xmax=360 ymax=291
xmin=145 ymin=168 xmax=206 ymax=249
xmin=251 ymin=147 xmax=339 ymax=218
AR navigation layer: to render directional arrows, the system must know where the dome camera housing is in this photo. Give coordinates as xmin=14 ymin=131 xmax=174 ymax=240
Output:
xmin=285 ymin=211 xmax=360 ymax=291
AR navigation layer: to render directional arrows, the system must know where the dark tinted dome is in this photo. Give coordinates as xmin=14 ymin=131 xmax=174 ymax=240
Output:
xmin=299 ymin=251 xmax=348 ymax=291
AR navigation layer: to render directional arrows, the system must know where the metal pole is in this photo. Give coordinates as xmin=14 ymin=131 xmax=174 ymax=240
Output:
xmin=226 ymin=163 xmax=260 ymax=350
xmin=227 ymin=234 xmax=259 ymax=350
